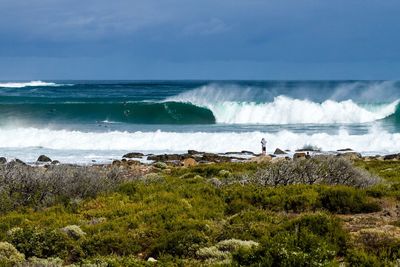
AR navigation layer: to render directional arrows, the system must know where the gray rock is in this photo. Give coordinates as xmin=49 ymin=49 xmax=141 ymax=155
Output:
xmin=274 ymin=148 xmax=287 ymax=155
xmin=148 ymin=154 xmax=184 ymax=161
xmin=15 ymin=159 xmax=26 ymax=165
xmin=0 ymin=157 xmax=6 ymax=164
xmin=188 ymin=150 xmax=203 ymax=155
xmin=383 ymin=154 xmax=400 ymax=160
xmin=37 ymin=155 xmax=52 ymax=162
xmin=337 ymin=148 xmax=354 ymax=152
xmin=122 ymin=152 xmax=144 ymax=158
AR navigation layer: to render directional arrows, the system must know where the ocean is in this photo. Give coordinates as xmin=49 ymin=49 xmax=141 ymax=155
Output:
xmin=0 ymin=80 xmax=399 ymax=164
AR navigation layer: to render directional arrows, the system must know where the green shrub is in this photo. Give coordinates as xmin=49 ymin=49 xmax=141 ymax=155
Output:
xmin=7 ymin=227 xmax=72 ymax=259
xmin=284 ymin=213 xmax=347 ymax=255
xmin=26 ymin=256 xmax=64 ymax=266
xmin=233 ymin=231 xmax=337 ymax=266
xmin=82 ymin=231 xmax=141 ymax=257
xmin=0 ymin=241 xmax=25 ymax=266
xmin=151 ymin=229 xmax=208 ymax=258
xmin=345 ymin=249 xmax=382 ymax=267
xmin=317 ymin=187 xmax=381 ymax=214
xmin=355 ymin=228 xmax=400 ymax=261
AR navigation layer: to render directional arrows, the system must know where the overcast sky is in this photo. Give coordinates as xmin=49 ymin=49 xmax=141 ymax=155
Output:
xmin=0 ymin=0 xmax=399 ymax=80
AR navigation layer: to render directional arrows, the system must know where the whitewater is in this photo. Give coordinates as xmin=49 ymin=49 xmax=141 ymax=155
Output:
xmin=0 ymin=80 xmax=399 ymax=164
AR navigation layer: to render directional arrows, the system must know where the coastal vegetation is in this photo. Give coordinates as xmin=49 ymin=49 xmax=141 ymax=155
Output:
xmin=0 ymin=156 xmax=399 ymax=266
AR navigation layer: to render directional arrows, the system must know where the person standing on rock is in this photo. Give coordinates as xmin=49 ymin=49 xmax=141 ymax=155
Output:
xmin=261 ymin=138 xmax=267 ymax=156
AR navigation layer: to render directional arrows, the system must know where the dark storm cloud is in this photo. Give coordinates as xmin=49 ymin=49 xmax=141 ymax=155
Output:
xmin=0 ymin=0 xmax=399 ymax=79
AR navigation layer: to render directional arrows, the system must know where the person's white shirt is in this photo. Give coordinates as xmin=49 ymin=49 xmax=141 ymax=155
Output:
xmin=261 ymin=138 xmax=266 ymax=146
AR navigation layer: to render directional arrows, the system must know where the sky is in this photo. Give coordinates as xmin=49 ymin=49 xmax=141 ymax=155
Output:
xmin=0 ymin=0 xmax=399 ymax=80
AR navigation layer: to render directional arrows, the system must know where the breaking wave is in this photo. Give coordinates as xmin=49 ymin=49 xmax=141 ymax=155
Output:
xmin=0 ymin=127 xmax=400 ymax=154
xmin=0 ymin=81 xmax=66 ymax=88
xmin=168 ymin=85 xmax=400 ymax=124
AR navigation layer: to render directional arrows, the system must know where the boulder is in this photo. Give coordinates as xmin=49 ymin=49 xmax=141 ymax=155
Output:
xmin=273 ymin=148 xmax=287 ymax=155
xmin=51 ymin=160 xmax=60 ymax=165
xmin=337 ymin=148 xmax=354 ymax=152
xmin=188 ymin=150 xmax=203 ymax=155
xmin=37 ymin=155 xmax=52 ymax=163
xmin=384 ymin=154 xmax=400 ymax=160
xmin=199 ymin=153 xmax=231 ymax=163
xmin=148 ymin=154 xmax=184 ymax=161
xmin=0 ymin=157 xmax=6 ymax=164
xmin=182 ymin=158 xmax=197 ymax=167
xmin=14 ymin=159 xmax=26 ymax=165
xmin=122 ymin=152 xmax=144 ymax=158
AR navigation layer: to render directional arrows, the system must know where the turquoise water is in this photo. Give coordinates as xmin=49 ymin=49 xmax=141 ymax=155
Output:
xmin=0 ymin=80 xmax=399 ymax=164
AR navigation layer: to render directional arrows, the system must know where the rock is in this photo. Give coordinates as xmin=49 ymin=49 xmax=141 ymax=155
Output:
xmin=0 ymin=157 xmax=6 ymax=164
xmin=293 ymin=152 xmax=307 ymax=160
xmin=273 ymin=148 xmax=287 ymax=155
xmin=51 ymin=160 xmax=60 ymax=165
xmin=14 ymin=159 xmax=26 ymax=165
xmin=383 ymin=154 xmax=400 ymax=160
xmin=182 ymin=157 xmax=197 ymax=167
xmin=153 ymin=161 xmax=168 ymax=169
xmin=148 ymin=154 xmax=184 ymax=161
xmin=296 ymin=146 xmax=320 ymax=152
xmin=337 ymin=152 xmax=362 ymax=160
xmin=199 ymin=153 xmax=231 ymax=163
xmin=250 ymin=155 xmax=272 ymax=163
xmin=37 ymin=155 xmax=52 ymax=162
xmin=337 ymin=148 xmax=354 ymax=152
xmin=188 ymin=150 xmax=202 ymax=155
xmin=122 ymin=152 xmax=144 ymax=158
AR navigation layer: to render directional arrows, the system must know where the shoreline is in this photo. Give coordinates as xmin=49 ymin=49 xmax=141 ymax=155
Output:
xmin=2 ymin=148 xmax=400 ymax=167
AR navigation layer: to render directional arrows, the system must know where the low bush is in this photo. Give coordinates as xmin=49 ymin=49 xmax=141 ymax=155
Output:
xmin=223 ymin=184 xmax=381 ymax=215
xmin=252 ymin=156 xmax=379 ymax=188
xmin=318 ymin=186 xmax=381 ymax=214
xmin=0 ymin=241 xmax=25 ymax=266
xmin=345 ymin=249 xmax=382 ymax=267
xmin=6 ymin=227 xmax=73 ymax=259
xmin=232 ymin=213 xmax=344 ymax=266
xmin=0 ymin=162 xmax=133 ymax=213
xmin=354 ymin=228 xmax=400 ymax=261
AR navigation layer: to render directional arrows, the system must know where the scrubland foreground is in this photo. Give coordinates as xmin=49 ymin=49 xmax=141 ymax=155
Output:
xmin=0 ymin=156 xmax=400 ymax=266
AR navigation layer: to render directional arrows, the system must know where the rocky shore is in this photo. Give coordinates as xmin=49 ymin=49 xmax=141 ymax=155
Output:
xmin=1 ymin=148 xmax=400 ymax=169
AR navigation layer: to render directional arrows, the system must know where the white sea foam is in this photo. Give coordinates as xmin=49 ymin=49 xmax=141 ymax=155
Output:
xmin=0 ymin=80 xmax=66 ymax=88
xmin=0 ymin=127 xmax=399 ymax=154
xmin=168 ymin=85 xmax=399 ymax=124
